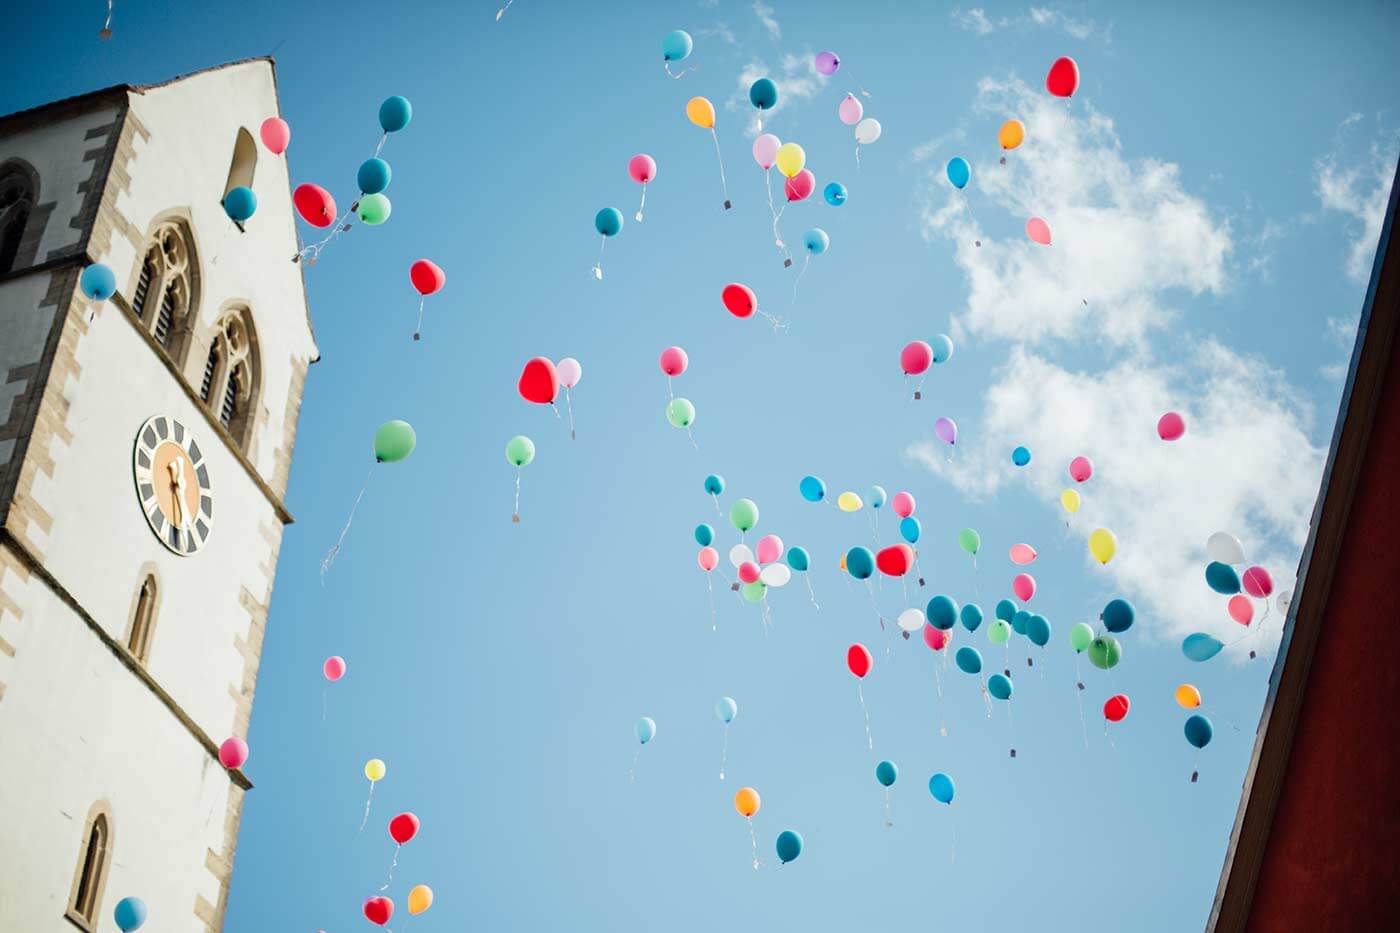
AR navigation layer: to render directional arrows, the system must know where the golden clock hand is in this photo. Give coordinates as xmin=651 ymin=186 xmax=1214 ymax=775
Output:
xmin=167 ymin=457 xmax=185 ymax=529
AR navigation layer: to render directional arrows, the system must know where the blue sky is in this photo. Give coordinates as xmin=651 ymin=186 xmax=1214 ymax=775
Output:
xmin=8 ymin=1 xmax=1400 ymax=931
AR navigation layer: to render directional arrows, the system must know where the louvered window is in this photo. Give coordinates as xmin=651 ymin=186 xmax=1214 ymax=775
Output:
xmin=220 ymin=363 xmax=240 ymax=426
xmin=154 ymin=290 xmax=175 ymax=346
xmin=132 ymin=253 xmax=156 ymax=319
xmin=200 ymin=342 xmax=221 ymax=402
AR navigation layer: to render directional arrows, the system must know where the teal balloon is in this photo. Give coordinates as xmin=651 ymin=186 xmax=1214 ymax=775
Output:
xmin=80 ymin=263 xmax=116 ymax=300
xmin=1102 ymin=598 xmax=1135 ymax=633
xmin=930 ymin=334 xmax=954 ymax=363
xmin=995 ymin=599 xmax=1017 ymax=622
xmin=1012 ymin=446 xmax=1031 ymax=466
xmin=824 ymin=182 xmax=847 ymax=206
xmin=900 ymin=516 xmax=921 ymax=544
xmin=1011 ymin=610 xmax=1030 ymax=636
xmin=875 ymin=760 xmax=898 ymax=787
xmin=749 ymin=77 xmax=778 ymax=110
xmin=960 ymin=602 xmax=984 ymax=632
xmin=595 ymin=207 xmax=623 ymax=237
xmin=715 ymin=697 xmax=737 ymax=723
xmin=114 ymin=897 xmax=148 ymax=932
xmin=799 ymin=475 xmax=826 ymax=502
xmin=1026 ymin=614 xmax=1051 ymax=647
xmin=1182 ymin=633 xmax=1224 ymax=662
xmin=867 ymin=485 xmax=887 ymax=509
xmin=1184 ymin=714 xmax=1214 ymax=749
xmin=946 ymin=156 xmax=971 ymax=190
xmin=803 ymin=228 xmax=829 ymax=255
xmin=927 ymin=594 xmax=958 ymax=630
xmin=846 ymin=546 xmax=875 ymax=580
xmin=929 ymin=772 xmax=955 ymax=804
xmin=775 ymin=829 xmax=804 ymax=864
xmin=694 ymin=523 xmax=714 ymax=547
xmin=223 ymin=186 xmax=257 ymax=222
xmin=786 ymin=546 xmax=810 ymax=572
xmin=1206 ymin=561 xmax=1241 ymax=595
xmin=662 ymin=29 xmax=693 ymax=62
xmin=988 ymin=673 xmax=1013 ymax=700
xmin=955 ymin=645 xmax=982 ymax=675
xmin=357 ymin=157 xmax=392 ymax=194
xmin=379 ymin=95 xmax=413 ymax=133
xmin=705 ymin=474 xmax=725 ymax=495
xmin=635 ymin=716 xmax=656 ymax=744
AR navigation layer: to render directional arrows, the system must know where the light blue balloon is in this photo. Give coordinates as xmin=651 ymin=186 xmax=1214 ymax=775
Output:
xmin=1182 ymin=633 xmax=1224 ymax=662
xmin=1027 ymin=614 xmax=1051 ymax=647
xmin=803 ymin=228 xmax=829 ymax=255
xmin=946 ymin=156 xmax=971 ymax=190
xmin=875 ymin=760 xmax=898 ymax=787
xmin=930 ymin=334 xmax=954 ymax=363
xmin=995 ymin=599 xmax=1018 ymax=622
xmin=749 ymin=77 xmax=779 ymax=111
xmin=988 ymin=673 xmax=1013 ymax=700
xmin=929 ymin=772 xmax=955 ymax=804
xmin=1012 ymin=446 xmax=1031 ymax=466
xmin=1011 ymin=610 xmax=1030 ymax=636
xmin=662 ymin=29 xmax=694 ymax=62
xmin=1102 ymin=598 xmax=1135 ymax=633
xmin=715 ymin=697 xmax=737 ymax=723
xmin=899 ymin=516 xmax=922 ymax=544
xmin=799 ymin=474 xmax=826 ymax=502
xmin=960 ymin=602 xmax=984 ymax=632
xmin=846 ymin=546 xmax=875 ymax=580
xmin=927 ymin=595 xmax=959 ymax=630
xmin=867 ymin=485 xmax=887 ymax=509
xmin=1184 ymin=714 xmax=1214 ymax=749
xmin=379 ymin=95 xmax=413 ymax=133
xmin=705 ymin=474 xmax=725 ymax=495
xmin=223 ymin=186 xmax=257 ymax=222
xmin=635 ymin=716 xmax=656 ymax=744
xmin=786 ymin=546 xmax=810 ymax=572
xmin=595 ymin=207 xmax=623 ymax=237
xmin=114 ymin=896 xmax=148 ymax=932
xmin=80 ymin=263 xmax=116 ymax=301
xmin=694 ymin=523 xmax=714 ymax=547
xmin=955 ymin=645 xmax=982 ymax=675
xmin=1206 ymin=561 xmax=1241 ymax=595
xmin=357 ymin=157 xmax=392 ymax=195
xmin=776 ymin=829 xmax=804 ymax=864
xmin=823 ymin=181 xmax=847 ymax=206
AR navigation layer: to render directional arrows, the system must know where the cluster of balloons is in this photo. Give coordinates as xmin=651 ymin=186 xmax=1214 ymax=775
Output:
xmin=659 ymin=346 xmax=697 ymax=435
xmin=900 ymin=336 xmax=954 ymax=399
xmin=1186 ymin=532 xmax=1280 ymax=660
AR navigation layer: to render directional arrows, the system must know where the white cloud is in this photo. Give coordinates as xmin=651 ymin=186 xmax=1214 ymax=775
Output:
xmin=952 ymin=7 xmax=1002 ymax=35
xmin=729 ymin=54 xmax=826 ymax=136
xmin=1315 ymin=117 xmax=1398 ymax=283
xmin=953 ymin=5 xmax=1108 ymax=41
xmin=910 ymin=128 xmax=966 ymax=165
xmin=753 ymin=1 xmax=781 ymax=39
xmin=1320 ymin=314 xmax=1360 ymax=381
xmin=697 ymin=22 xmax=737 ymax=47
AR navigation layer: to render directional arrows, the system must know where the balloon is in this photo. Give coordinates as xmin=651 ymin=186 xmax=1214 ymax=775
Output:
xmin=837 ymin=491 xmax=863 ymax=512
xmin=293 ymin=183 xmax=337 ymax=227
xmin=1184 ymin=714 xmax=1214 ymax=749
xmin=1088 ymin=635 xmax=1122 ymax=670
xmin=407 ymin=260 xmax=446 ymax=300
xmin=749 ymin=78 xmax=779 ymax=112
xmin=1103 ymin=694 xmax=1130 ymax=723
xmin=698 ymin=547 xmax=719 ymax=571
xmin=877 ymin=544 xmax=914 ymax=577
xmin=735 ymin=787 xmax=761 ymax=817
xmin=1011 ymin=610 xmax=1030 ymax=636
xmin=595 ymin=207 xmax=624 ymax=237
xmin=1045 ymin=56 xmax=1080 ymax=98
xmin=988 ymin=619 xmax=1011 ymax=645
xmin=365 ymin=758 xmax=386 ymax=782
xmin=408 ymin=885 xmax=433 ymax=916
xmin=786 ymin=546 xmax=810 ymax=572
xmin=1060 ymin=489 xmax=1081 ymax=513
xmin=760 ymin=564 xmax=791 ymax=587
xmin=753 ymin=133 xmax=782 ymax=169
xmin=901 ymin=340 xmax=934 ymax=375
xmin=1009 ymin=543 xmax=1037 ymax=565
xmin=988 ymin=673 xmax=1013 ymax=700
xmin=899 ymin=516 xmax=921 ymax=544
xmin=803 ymin=228 xmax=830 ymax=255
xmin=1228 ymin=594 xmax=1254 ymax=625
xmin=662 ymin=29 xmax=693 ymax=62
xmin=665 ymin=398 xmax=695 ymax=428
xmin=1205 ymin=561 xmax=1241 ymax=595
xmin=1206 ymin=532 xmax=1245 ymax=564
xmin=946 ymin=157 xmax=971 ymax=190
xmin=815 ymin=51 xmax=841 ymax=75
xmin=824 ymin=182 xmax=848 ymax=206
xmin=357 ymin=157 xmax=392 ymax=195
xmin=722 ymin=283 xmax=757 ymax=318
xmin=955 ymin=646 xmax=983 ymax=675
xmin=998 ymin=119 xmax=1025 ymax=151
xmin=1012 ymin=573 xmax=1036 ymax=602
xmin=847 ymin=643 xmax=873 ymax=678
xmin=1183 ymin=633 xmax=1224 ymax=662
xmin=897 ymin=608 xmax=925 ymax=633
xmin=323 ymin=656 xmax=346 ymax=681
xmin=1026 ymin=216 xmax=1052 ymax=245
xmin=799 ymin=475 xmax=827 ymax=502
xmin=742 ymin=580 xmax=767 ymax=603
xmin=995 ymin=599 xmax=1017 ymax=622
xmin=223 ymin=186 xmax=257 ymax=222
xmin=1088 ymin=528 xmax=1117 ymax=565
xmin=838 ymin=93 xmax=863 ymax=125
xmin=730 ymin=498 xmax=759 ymax=532
xmin=868 ymin=485 xmax=888 ymax=509
xmin=1158 ymin=411 xmax=1186 ymax=441
xmin=379 ymin=95 xmax=413 ymax=133
xmin=80 ymin=263 xmax=116 ymax=301
xmin=357 ymin=193 xmax=391 ymax=225
xmin=1175 ymin=684 xmax=1202 ymax=709
xmin=846 ymin=546 xmax=875 ymax=580
xmin=1026 ymin=614 xmax=1051 ymax=647
xmin=730 ymin=545 xmax=753 ymax=568
xmin=705 ymin=474 xmax=726 ymax=495
xmin=923 ymin=624 xmax=950 ymax=651
xmin=635 ymin=716 xmax=656 ymax=745
xmin=929 ymin=772 xmax=955 ymax=805
xmin=854 ymin=118 xmax=882 ymax=145
xmin=389 ymin=812 xmax=420 ymax=845
xmin=960 ymin=603 xmax=984 ymax=632
xmin=1277 ymin=590 xmax=1293 ymax=614
xmin=926 ymin=595 xmax=958 ymax=630
xmin=784 ymin=169 xmax=815 ymax=202
xmin=685 ymin=96 xmax=716 ymax=129
xmin=876 ymin=760 xmax=898 ymax=787
xmin=628 ymin=154 xmax=657 ymax=184
xmin=716 ymin=697 xmax=738 ymax=723
xmin=776 ymin=829 xmax=804 ymax=864
xmin=891 ymin=491 xmax=916 ymax=517
xmin=364 ymin=896 xmax=394 ymax=926
xmin=739 ymin=562 xmax=761 ymax=584
xmin=517 ymin=358 xmax=559 ymax=406
xmin=935 ymin=417 xmax=958 ymax=446
xmin=505 ymin=435 xmax=535 ymax=468
xmin=1101 ymin=598 xmax=1135 ymax=633
xmin=555 ymin=358 xmax=582 ymax=391
xmin=1069 ymin=622 xmax=1094 ymax=652
xmin=259 ymin=116 xmax=290 ymax=154
xmin=930 ymin=334 xmax=954 ymax=364
xmin=658 ymin=346 xmax=689 ymax=377
xmin=218 ymin=737 xmax=247 ymax=769
xmin=1242 ymin=566 xmax=1274 ymax=598
xmin=114 ymin=896 xmax=148 ymax=932
xmin=756 ymin=534 xmax=784 ymax=564
xmin=1069 ymin=456 xmax=1094 ymax=482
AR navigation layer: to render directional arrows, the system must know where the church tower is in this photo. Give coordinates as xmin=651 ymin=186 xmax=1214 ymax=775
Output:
xmin=0 ymin=58 xmax=316 ymax=931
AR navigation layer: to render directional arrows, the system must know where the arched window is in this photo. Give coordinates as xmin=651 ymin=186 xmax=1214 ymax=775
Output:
xmin=203 ymin=307 xmax=260 ymax=449
xmin=0 ymin=162 xmax=36 ymax=275
xmin=223 ymin=128 xmax=257 ymax=200
xmin=131 ymin=220 xmax=199 ymax=358
xmin=126 ymin=574 xmax=158 ymax=663
xmin=66 ymin=804 xmax=112 ymax=931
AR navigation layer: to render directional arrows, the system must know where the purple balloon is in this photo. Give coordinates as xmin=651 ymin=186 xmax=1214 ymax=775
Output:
xmin=815 ymin=51 xmax=840 ymax=75
xmin=935 ymin=417 xmax=957 ymax=446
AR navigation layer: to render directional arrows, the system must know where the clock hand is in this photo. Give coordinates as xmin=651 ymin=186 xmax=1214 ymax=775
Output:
xmin=167 ymin=457 xmax=185 ymax=530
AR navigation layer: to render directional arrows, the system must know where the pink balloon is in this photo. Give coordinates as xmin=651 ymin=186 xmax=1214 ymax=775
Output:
xmin=1157 ymin=411 xmax=1186 ymax=441
xmin=1009 ymin=543 xmax=1038 ymax=565
xmin=1228 ymin=594 xmax=1254 ymax=626
xmin=659 ymin=346 xmax=689 ymax=377
xmin=556 ymin=357 xmax=582 ymax=389
xmin=784 ymin=169 xmax=816 ymax=202
xmin=901 ymin=340 xmax=934 ymax=375
xmin=752 ymin=133 xmax=782 ymax=170
xmin=838 ymin=93 xmax=863 ymax=126
xmin=259 ymin=116 xmax=290 ymax=154
xmin=698 ymin=546 xmax=719 ymax=572
xmin=218 ymin=737 xmax=249 ymax=770
xmin=738 ymin=561 xmax=761 ymax=584
xmin=891 ymin=491 xmax=916 ymax=518
xmin=935 ymin=416 xmax=957 ymax=447
xmin=628 ymin=154 xmax=656 ymax=184
xmin=815 ymin=51 xmax=841 ymax=76
xmin=755 ymin=534 xmax=784 ymax=565
xmin=323 ymin=656 xmax=346 ymax=682
xmin=1069 ymin=456 xmax=1094 ymax=483
xmin=1242 ymin=566 xmax=1274 ymax=598
xmin=1012 ymin=572 xmax=1036 ymax=602
xmin=922 ymin=624 xmax=950 ymax=651
xmin=1026 ymin=217 xmax=1052 ymax=246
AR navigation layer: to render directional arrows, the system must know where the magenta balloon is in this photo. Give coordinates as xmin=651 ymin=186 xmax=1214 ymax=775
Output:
xmin=1242 ymin=566 xmax=1274 ymax=598
xmin=891 ymin=491 xmax=915 ymax=518
xmin=1158 ymin=411 xmax=1186 ymax=441
xmin=1026 ymin=216 xmax=1052 ymax=245
xmin=698 ymin=546 xmax=719 ymax=572
xmin=838 ymin=93 xmax=864 ymax=126
xmin=628 ymin=154 xmax=657 ymax=184
xmin=934 ymin=417 xmax=957 ymax=446
xmin=755 ymin=534 xmax=784 ymax=565
xmin=738 ymin=561 xmax=761 ymax=584
xmin=1069 ymin=456 xmax=1094 ymax=483
xmin=1227 ymin=594 xmax=1253 ymax=625
xmin=659 ymin=346 xmax=689 ymax=377
xmin=1012 ymin=572 xmax=1036 ymax=602
xmin=815 ymin=51 xmax=841 ymax=75
xmin=752 ymin=133 xmax=782 ymax=170
xmin=923 ymin=624 xmax=950 ymax=651
xmin=219 ymin=737 xmax=249 ymax=769
xmin=901 ymin=341 xmax=933 ymax=375
xmin=323 ymin=656 xmax=347 ymax=682
xmin=784 ymin=169 xmax=816 ymax=202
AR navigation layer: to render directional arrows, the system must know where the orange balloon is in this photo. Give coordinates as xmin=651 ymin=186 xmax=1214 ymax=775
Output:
xmin=839 ymin=554 xmax=847 ymax=571
xmin=686 ymin=96 xmax=716 ymax=129
xmin=998 ymin=119 xmax=1026 ymax=150
xmin=407 ymin=885 xmax=433 ymax=916
xmin=734 ymin=786 xmax=760 ymax=817
xmin=1174 ymin=684 xmax=1201 ymax=709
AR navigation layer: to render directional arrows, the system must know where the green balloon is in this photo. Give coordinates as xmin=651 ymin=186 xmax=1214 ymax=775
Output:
xmin=730 ymin=498 xmax=759 ymax=532
xmin=505 ymin=435 xmax=535 ymax=467
xmin=958 ymin=527 xmax=981 ymax=555
xmin=1088 ymin=635 xmax=1122 ymax=670
xmin=373 ymin=420 xmax=416 ymax=462
xmin=742 ymin=580 xmax=766 ymax=603
xmin=666 ymin=397 xmax=695 ymax=428
xmin=357 ymin=193 xmax=392 ymax=225
xmin=1069 ymin=621 xmax=1095 ymax=653
xmin=988 ymin=618 xmax=1011 ymax=645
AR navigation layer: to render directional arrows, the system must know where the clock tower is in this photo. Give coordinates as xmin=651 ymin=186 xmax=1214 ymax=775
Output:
xmin=0 ymin=59 xmax=317 ymax=932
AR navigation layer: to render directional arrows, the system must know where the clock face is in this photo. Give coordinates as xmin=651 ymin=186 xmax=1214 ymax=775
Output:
xmin=132 ymin=415 xmax=214 ymax=555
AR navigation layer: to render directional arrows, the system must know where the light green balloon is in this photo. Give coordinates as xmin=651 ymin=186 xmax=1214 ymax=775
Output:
xmin=1069 ymin=621 xmax=1095 ymax=653
xmin=505 ymin=435 xmax=535 ymax=467
xmin=988 ymin=618 xmax=1011 ymax=645
xmin=357 ymin=193 xmax=392 ymax=225
xmin=666 ymin=397 xmax=695 ymax=428
xmin=373 ymin=420 xmax=416 ymax=462
xmin=957 ymin=527 xmax=981 ymax=555
xmin=742 ymin=580 xmax=767 ymax=603
xmin=729 ymin=498 xmax=759 ymax=533
xmin=1088 ymin=635 xmax=1122 ymax=670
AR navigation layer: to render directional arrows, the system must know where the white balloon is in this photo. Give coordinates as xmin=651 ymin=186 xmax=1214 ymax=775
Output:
xmin=1206 ymin=532 xmax=1245 ymax=565
xmin=1277 ymin=589 xmax=1293 ymax=613
xmin=897 ymin=608 xmax=926 ymax=633
xmin=759 ymin=564 xmax=791 ymax=588
xmin=854 ymin=117 xmax=882 ymax=145
xmin=729 ymin=544 xmax=754 ymax=569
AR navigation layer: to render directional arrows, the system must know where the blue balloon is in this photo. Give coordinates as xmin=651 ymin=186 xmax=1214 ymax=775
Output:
xmin=1026 ymin=614 xmax=1051 ymax=647
xmin=1011 ymin=610 xmax=1030 ymax=636
xmin=803 ymin=227 xmax=830 ymax=255
xmin=595 ymin=207 xmax=624 ymax=237
xmin=114 ymin=896 xmax=148 ymax=932
xmin=899 ymin=516 xmax=922 ymax=544
xmin=929 ymin=772 xmax=956 ymax=804
xmin=927 ymin=594 xmax=959 ymax=630
xmin=357 ymin=157 xmax=392 ymax=195
xmin=954 ymin=645 xmax=982 ymax=675
xmin=930 ymin=334 xmax=954 ymax=363
xmin=946 ymin=156 xmax=971 ymax=190
xmin=799 ymin=475 xmax=826 ymax=502
xmin=1182 ymin=633 xmax=1224 ymax=662
xmin=704 ymin=474 xmax=726 ymax=495
xmin=222 ymin=186 xmax=257 ymax=222
xmin=960 ymin=602 xmax=984 ymax=632
xmin=1012 ymin=446 xmax=1031 ymax=466
xmin=695 ymin=523 xmax=714 ymax=547
xmin=1206 ymin=561 xmax=1241 ymax=595
xmin=875 ymin=759 xmax=898 ymax=787
xmin=1184 ymin=714 xmax=1214 ymax=749
xmin=379 ymin=95 xmax=413 ymax=133
xmin=715 ymin=697 xmax=737 ymax=723
xmin=846 ymin=547 xmax=875 ymax=580
xmin=988 ymin=673 xmax=1013 ymax=700
xmin=994 ymin=599 xmax=1018 ymax=622
xmin=80 ymin=263 xmax=116 ymax=301
xmin=662 ymin=29 xmax=694 ymax=62
xmin=775 ymin=829 xmax=804 ymax=864
xmin=1102 ymin=598 xmax=1135 ymax=633
xmin=749 ymin=77 xmax=779 ymax=110
xmin=867 ymin=485 xmax=887 ymax=509
xmin=635 ymin=716 xmax=656 ymax=745
xmin=786 ymin=546 xmax=810 ymax=572
xmin=823 ymin=182 xmax=848 ymax=206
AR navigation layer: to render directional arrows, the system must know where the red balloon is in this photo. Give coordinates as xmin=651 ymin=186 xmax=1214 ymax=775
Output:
xmin=1103 ymin=694 xmax=1130 ymax=723
xmin=389 ymin=812 xmax=420 ymax=845
xmin=922 ymin=624 xmax=949 ymax=651
xmin=901 ymin=340 xmax=933 ymax=376
xmin=410 ymin=259 xmax=446 ymax=296
xmin=293 ymin=183 xmax=337 ymax=228
xmin=738 ymin=561 xmax=761 ymax=584
xmin=847 ymin=643 xmax=873 ymax=679
xmin=364 ymin=897 xmax=394 ymax=926
xmin=1046 ymin=56 xmax=1080 ymax=98
xmin=722 ymin=283 xmax=757 ymax=318
xmin=876 ymin=544 xmax=914 ymax=577
xmin=518 ymin=357 xmax=559 ymax=405
xmin=784 ymin=169 xmax=816 ymax=202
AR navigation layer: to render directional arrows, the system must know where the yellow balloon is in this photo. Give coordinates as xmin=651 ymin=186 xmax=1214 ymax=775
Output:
xmin=775 ymin=142 xmax=806 ymax=178
xmin=734 ymin=786 xmax=761 ymax=817
xmin=1060 ymin=488 xmax=1081 ymax=514
xmin=839 ymin=554 xmax=847 ymax=571
xmin=837 ymin=491 xmax=863 ymax=512
xmin=1175 ymin=684 xmax=1202 ymax=709
xmin=1088 ymin=528 xmax=1117 ymax=565
xmin=998 ymin=119 xmax=1026 ymax=151
xmin=407 ymin=884 xmax=434 ymax=916
xmin=364 ymin=758 xmax=386 ymax=782
xmin=686 ymin=96 xmax=716 ymax=129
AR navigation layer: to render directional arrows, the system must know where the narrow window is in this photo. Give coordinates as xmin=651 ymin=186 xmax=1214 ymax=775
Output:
xmin=223 ymin=128 xmax=257 ymax=200
xmin=220 ymin=363 xmax=241 ymax=427
xmin=127 ymin=575 xmax=157 ymax=663
xmin=200 ymin=340 xmax=222 ymax=402
xmin=69 ymin=811 xmax=110 ymax=928
xmin=132 ymin=250 xmax=157 ymax=320
xmin=204 ymin=309 xmax=259 ymax=449
xmin=154 ymin=288 xmax=176 ymax=347
xmin=0 ymin=167 xmax=35 ymax=275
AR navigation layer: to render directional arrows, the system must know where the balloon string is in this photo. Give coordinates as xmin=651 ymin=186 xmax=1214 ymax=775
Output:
xmin=757 ymin=308 xmax=787 ymax=333
xmin=855 ymin=143 xmax=862 ymax=172
xmin=685 ymin=425 xmax=698 ymax=451
xmin=719 ymin=724 xmax=729 ymax=779
xmin=747 ymin=816 xmax=760 ymax=870
xmin=663 ymin=61 xmax=692 ymax=80
xmin=564 ymin=388 xmax=576 ymax=440
xmin=709 ymin=127 xmax=730 ymax=208
xmin=914 ymin=373 xmax=929 ymax=399
xmin=512 ymin=468 xmax=522 ymax=523
xmin=884 ymin=788 xmax=893 ymax=828
xmin=791 ymin=254 xmax=810 ymax=304
xmin=379 ymin=844 xmax=400 ymax=891
xmin=636 ymin=183 xmax=647 ymax=223
xmin=296 ymin=206 xmax=356 ymax=264
xmin=373 ymin=133 xmax=387 ymax=158
xmin=495 ymin=0 xmax=514 ymax=21
xmin=359 ymin=779 xmax=375 ymax=832
xmin=629 ymin=747 xmax=641 ymax=783
xmin=321 ymin=462 xmax=376 ymax=582
xmin=413 ymin=295 xmax=426 ymax=341
xmin=766 ymin=172 xmax=783 ymax=248
xmin=981 ymin=679 xmax=993 ymax=718
xmin=705 ymin=574 xmax=717 ymax=631
xmin=865 ymin=580 xmax=883 ymax=632
xmin=102 ymin=0 xmax=113 ymax=34
xmin=592 ymin=236 xmax=606 ymax=280
xmin=760 ymin=597 xmax=772 ymax=638
xmin=1074 ymin=654 xmax=1089 ymax=750
xmin=711 ymin=493 xmax=723 ymax=517
xmin=934 ymin=663 xmax=948 ymax=737
xmin=804 ymin=575 xmax=820 ymax=611
xmin=857 ymin=682 xmax=874 ymax=751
